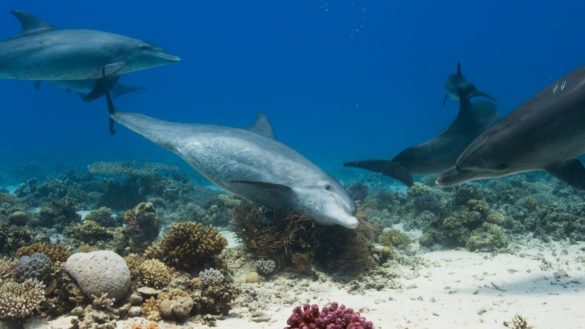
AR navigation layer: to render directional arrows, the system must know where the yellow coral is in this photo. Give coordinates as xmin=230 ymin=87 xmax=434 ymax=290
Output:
xmin=0 ymin=279 xmax=46 ymax=319
xmin=144 ymin=222 xmax=227 ymax=270
xmin=15 ymin=242 xmax=71 ymax=262
xmin=140 ymin=259 xmax=171 ymax=289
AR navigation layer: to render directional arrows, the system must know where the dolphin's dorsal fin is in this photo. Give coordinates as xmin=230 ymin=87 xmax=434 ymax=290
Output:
xmin=248 ymin=112 xmax=275 ymax=139
xmin=11 ymin=10 xmax=54 ymax=35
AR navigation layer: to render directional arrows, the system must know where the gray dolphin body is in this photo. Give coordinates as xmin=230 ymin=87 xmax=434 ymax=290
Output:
xmin=437 ymin=65 xmax=585 ymax=189
xmin=344 ymin=90 xmax=499 ymax=186
xmin=34 ymin=79 xmax=144 ymax=100
xmin=443 ymin=62 xmax=496 ymax=105
xmin=108 ymin=105 xmax=358 ymax=229
xmin=0 ymin=10 xmax=180 ymax=81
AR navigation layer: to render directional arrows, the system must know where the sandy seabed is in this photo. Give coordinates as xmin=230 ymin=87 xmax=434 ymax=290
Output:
xmin=24 ymin=239 xmax=585 ymax=329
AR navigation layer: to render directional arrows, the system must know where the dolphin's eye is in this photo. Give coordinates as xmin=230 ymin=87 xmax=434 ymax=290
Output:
xmin=324 ymin=184 xmax=332 ymax=191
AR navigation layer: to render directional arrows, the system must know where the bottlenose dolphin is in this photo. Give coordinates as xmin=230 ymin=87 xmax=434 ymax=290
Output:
xmin=344 ymin=89 xmax=499 ymax=186
xmin=0 ymin=10 xmax=179 ymax=97
xmin=104 ymin=95 xmax=358 ymax=229
xmin=443 ymin=62 xmax=496 ymax=105
xmin=34 ymin=80 xmax=144 ymax=101
xmin=437 ymin=65 xmax=585 ymax=190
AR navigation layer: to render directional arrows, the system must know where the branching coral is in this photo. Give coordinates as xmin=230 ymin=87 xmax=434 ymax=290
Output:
xmin=192 ymin=282 xmax=240 ymax=315
xmin=0 ymin=279 xmax=46 ymax=320
xmin=0 ymin=257 xmax=16 ymax=280
xmin=198 ymin=268 xmax=225 ymax=286
xmin=255 ymin=259 xmax=276 ymax=275
xmin=16 ymin=242 xmax=71 ymax=263
xmin=139 ymin=259 xmax=171 ymax=289
xmin=144 ymin=222 xmax=226 ymax=271
xmin=285 ymin=302 xmax=374 ymax=329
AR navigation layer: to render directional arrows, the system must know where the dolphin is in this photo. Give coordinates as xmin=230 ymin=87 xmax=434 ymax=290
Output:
xmin=443 ymin=62 xmax=496 ymax=105
xmin=33 ymin=79 xmax=145 ymax=101
xmin=104 ymin=94 xmax=359 ymax=229
xmin=344 ymin=89 xmax=499 ymax=186
xmin=437 ymin=65 xmax=585 ymax=190
xmin=0 ymin=10 xmax=179 ymax=97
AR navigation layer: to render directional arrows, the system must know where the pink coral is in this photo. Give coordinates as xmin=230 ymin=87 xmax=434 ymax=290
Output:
xmin=285 ymin=302 xmax=374 ymax=329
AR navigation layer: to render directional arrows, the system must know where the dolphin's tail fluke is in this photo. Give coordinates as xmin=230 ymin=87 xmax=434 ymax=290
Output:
xmin=344 ymin=160 xmax=414 ymax=186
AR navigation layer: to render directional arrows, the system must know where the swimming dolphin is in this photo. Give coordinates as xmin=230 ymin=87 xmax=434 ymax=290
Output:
xmin=33 ymin=79 xmax=145 ymax=101
xmin=437 ymin=65 xmax=585 ymax=189
xmin=443 ymin=62 xmax=496 ymax=105
xmin=344 ymin=89 xmax=499 ymax=186
xmin=104 ymin=95 xmax=358 ymax=229
xmin=0 ymin=10 xmax=179 ymax=97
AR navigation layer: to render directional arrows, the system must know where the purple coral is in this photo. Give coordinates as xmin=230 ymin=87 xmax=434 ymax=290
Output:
xmin=285 ymin=302 xmax=374 ymax=329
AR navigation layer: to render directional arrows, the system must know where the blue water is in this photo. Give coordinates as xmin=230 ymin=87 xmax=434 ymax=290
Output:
xmin=1 ymin=0 xmax=584 ymax=177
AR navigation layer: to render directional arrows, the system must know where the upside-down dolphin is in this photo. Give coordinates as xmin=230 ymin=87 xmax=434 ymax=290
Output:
xmin=344 ymin=89 xmax=499 ymax=186
xmin=104 ymin=95 xmax=358 ymax=229
xmin=34 ymin=79 xmax=145 ymax=101
xmin=0 ymin=10 xmax=179 ymax=98
xmin=443 ymin=62 xmax=496 ymax=105
xmin=437 ymin=65 xmax=585 ymax=189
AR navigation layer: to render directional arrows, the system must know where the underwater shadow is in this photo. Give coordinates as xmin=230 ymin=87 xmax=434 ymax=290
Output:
xmin=462 ymin=274 xmax=585 ymax=295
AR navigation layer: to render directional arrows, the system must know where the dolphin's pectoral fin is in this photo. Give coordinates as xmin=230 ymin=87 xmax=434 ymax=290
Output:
xmin=248 ymin=113 xmax=275 ymax=139
xmin=33 ymin=81 xmax=41 ymax=91
xmin=104 ymin=62 xmax=126 ymax=77
xmin=229 ymin=180 xmax=293 ymax=206
xmin=11 ymin=10 xmax=54 ymax=35
xmin=546 ymin=159 xmax=585 ymax=190
xmin=84 ymin=76 xmax=121 ymax=102
xmin=344 ymin=160 xmax=414 ymax=186
xmin=104 ymin=90 xmax=117 ymax=135
xmin=442 ymin=94 xmax=449 ymax=106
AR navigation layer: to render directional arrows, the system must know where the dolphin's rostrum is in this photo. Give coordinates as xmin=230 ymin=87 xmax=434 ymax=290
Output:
xmin=105 ymin=95 xmax=358 ymax=229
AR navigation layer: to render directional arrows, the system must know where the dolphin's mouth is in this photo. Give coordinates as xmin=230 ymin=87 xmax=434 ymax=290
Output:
xmin=157 ymin=51 xmax=181 ymax=63
xmin=436 ymin=166 xmax=477 ymax=186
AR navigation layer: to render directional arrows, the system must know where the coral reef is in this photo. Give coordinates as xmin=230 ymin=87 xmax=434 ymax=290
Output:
xmin=157 ymin=290 xmax=193 ymax=322
xmin=123 ymin=202 xmax=161 ymax=252
xmin=198 ymin=268 xmax=225 ymax=286
xmin=0 ymin=279 xmax=46 ymax=320
xmin=144 ymin=222 xmax=227 ymax=271
xmin=255 ymin=258 xmax=276 ymax=275
xmin=0 ymin=258 xmax=15 ymax=280
xmin=13 ymin=252 xmax=52 ymax=282
xmin=139 ymin=259 xmax=172 ymax=289
xmin=377 ymin=229 xmax=411 ymax=250
xmin=0 ymin=224 xmax=35 ymax=255
xmin=16 ymin=242 xmax=71 ymax=262
xmin=192 ymin=281 xmax=240 ymax=315
xmin=285 ymin=302 xmax=374 ymax=329
xmin=85 ymin=207 xmax=120 ymax=228
xmin=232 ymin=204 xmax=375 ymax=275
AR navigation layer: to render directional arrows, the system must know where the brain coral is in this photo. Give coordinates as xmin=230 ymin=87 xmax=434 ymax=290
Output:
xmin=144 ymin=222 xmax=227 ymax=271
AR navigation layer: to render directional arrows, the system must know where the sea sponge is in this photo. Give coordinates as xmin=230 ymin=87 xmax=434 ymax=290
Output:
xmin=124 ymin=202 xmax=161 ymax=252
xmin=139 ymin=259 xmax=171 ymax=289
xmin=144 ymin=222 xmax=227 ymax=271
xmin=16 ymin=242 xmax=71 ymax=263
xmin=0 ymin=279 xmax=46 ymax=320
